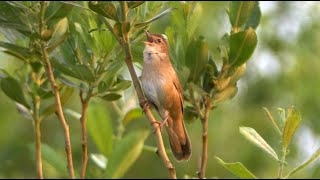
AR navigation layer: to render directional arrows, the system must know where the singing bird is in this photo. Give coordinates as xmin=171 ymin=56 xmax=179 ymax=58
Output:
xmin=141 ymin=30 xmax=191 ymax=161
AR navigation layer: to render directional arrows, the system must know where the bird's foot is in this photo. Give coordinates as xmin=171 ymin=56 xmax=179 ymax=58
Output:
xmin=140 ymin=99 xmax=151 ymax=114
xmin=151 ymin=114 xmax=170 ymax=134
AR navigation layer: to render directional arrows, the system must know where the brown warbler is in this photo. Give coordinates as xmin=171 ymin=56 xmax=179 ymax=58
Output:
xmin=141 ymin=30 xmax=191 ymax=161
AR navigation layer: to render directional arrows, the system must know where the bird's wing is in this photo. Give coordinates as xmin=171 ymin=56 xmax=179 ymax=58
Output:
xmin=172 ymin=73 xmax=184 ymax=114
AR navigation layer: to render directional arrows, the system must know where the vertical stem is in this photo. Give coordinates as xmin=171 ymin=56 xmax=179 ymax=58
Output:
xmin=198 ymin=98 xmax=212 ymax=179
xmin=35 ymin=120 xmax=43 ymax=179
xmin=34 ymin=95 xmax=43 ymax=179
xmin=39 ymin=1 xmax=75 ymax=178
xmin=278 ymin=147 xmax=287 ymax=179
xmin=80 ymin=91 xmax=90 ymax=179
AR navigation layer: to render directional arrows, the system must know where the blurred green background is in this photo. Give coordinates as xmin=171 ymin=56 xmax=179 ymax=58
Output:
xmin=0 ymin=1 xmax=319 ymax=179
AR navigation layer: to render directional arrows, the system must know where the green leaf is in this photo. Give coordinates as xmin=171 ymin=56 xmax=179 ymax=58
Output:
xmin=47 ymin=17 xmax=69 ymax=51
xmin=122 ymin=21 xmax=130 ymax=38
xmin=0 ymin=19 xmax=31 ymax=34
xmin=239 ymin=126 xmax=279 ymax=161
xmin=127 ymin=1 xmax=145 ymax=9
xmin=134 ymin=8 xmax=176 ymax=28
xmin=87 ymin=102 xmax=113 ymax=157
xmin=0 ymin=41 xmax=32 ymax=60
xmin=106 ymin=130 xmax=149 ymax=178
xmin=73 ymin=64 xmax=95 ymax=82
xmin=28 ymin=143 xmax=68 ymax=177
xmin=244 ymin=1 xmax=261 ymax=30
xmin=186 ymin=36 xmax=209 ymax=83
xmin=215 ymin=156 xmax=257 ymax=179
xmin=213 ymin=85 xmax=238 ymax=104
xmin=229 ymin=27 xmax=257 ymax=67
xmin=286 ymin=147 xmax=320 ymax=178
xmin=188 ymin=82 xmax=208 ymax=97
xmin=98 ymin=81 xmax=108 ymax=94
xmin=108 ymin=80 xmax=132 ymax=92
xmin=1 ymin=76 xmax=30 ymax=109
xmin=283 ymin=106 xmax=302 ymax=149
xmin=229 ymin=1 xmax=256 ymax=29
xmin=122 ymin=108 xmax=143 ymax=127
xmin=88 ymin=1 xmax=118 ymax=21
xmin=40 ymin=86 xmax=74 ymax=117
xmin=0 ymin=2 xmax=30 ymax=29
xmin=46 ymin=2 xmax=74 ymax=27
xmin=277 ymin=108 xmax=286 ymax=129
xmin=51 ymin=58 xmax=95 ymax=82
xmin=113 ymin=22 xmax=122 ymax=37
xmin=100 ymin=93 xmax=122 ymax=101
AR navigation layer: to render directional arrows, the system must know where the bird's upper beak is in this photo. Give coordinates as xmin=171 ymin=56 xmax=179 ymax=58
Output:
xmin=144 ymin=29 xmax=153 ymax=46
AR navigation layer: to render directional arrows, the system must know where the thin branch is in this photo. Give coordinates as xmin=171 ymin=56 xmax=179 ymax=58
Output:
xmin=39 ymin=1 xmax=75 ymax=178
xmin=262 ymin=107 xmax=282 ymax=136
xmin=33 ymin=95 xmax=43 ymax=179
xmin=79 ymin=90 xmax=90 ymax=179
xmin=198 ymin=98 xmax=212 ymax=179
xmin=278 ymin=147 xmax=287 ymax=179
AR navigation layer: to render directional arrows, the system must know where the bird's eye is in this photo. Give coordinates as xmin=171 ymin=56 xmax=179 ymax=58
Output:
xmin=156 ymin=38 xmax=161 ymax=43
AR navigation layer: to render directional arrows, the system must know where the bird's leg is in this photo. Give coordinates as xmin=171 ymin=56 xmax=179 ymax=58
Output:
xmin=152 ymin=114 xmax=170 ymax=134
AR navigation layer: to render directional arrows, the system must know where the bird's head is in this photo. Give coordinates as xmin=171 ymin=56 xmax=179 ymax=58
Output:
xmin=143 ymin=30 xmax=170 ymax=64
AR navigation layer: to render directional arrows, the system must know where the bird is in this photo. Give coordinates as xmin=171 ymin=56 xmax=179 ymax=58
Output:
xmin=140 ymin=30 xmax=191 ymax=161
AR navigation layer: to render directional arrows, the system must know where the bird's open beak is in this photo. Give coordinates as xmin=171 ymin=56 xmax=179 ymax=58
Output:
xmin=144 ymin=29 xmax=153 ymax=46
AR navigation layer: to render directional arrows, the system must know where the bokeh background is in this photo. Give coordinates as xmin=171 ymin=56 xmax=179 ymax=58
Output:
xmin=0 ymin=1 xmax=319 ymax=178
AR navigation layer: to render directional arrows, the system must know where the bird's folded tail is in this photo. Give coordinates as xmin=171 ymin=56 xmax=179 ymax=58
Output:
xmin=165 ymin=116 xmax=191 ymax=161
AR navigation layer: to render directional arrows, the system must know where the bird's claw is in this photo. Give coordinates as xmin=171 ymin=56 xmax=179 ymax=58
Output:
xmin=141 ymin=100 xmax=151 ymax=114
xmin=151 ymin=114 xmax=170 ymax=134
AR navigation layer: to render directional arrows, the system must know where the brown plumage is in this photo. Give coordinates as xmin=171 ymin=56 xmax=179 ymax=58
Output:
xmin=141 ymin=30 xmax=191 ymax=161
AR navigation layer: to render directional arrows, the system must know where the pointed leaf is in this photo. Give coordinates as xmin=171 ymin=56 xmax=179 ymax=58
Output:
xmin=215 ymin=156 xmax=257 ymax=179
xmin=134 ymin=8 xmax=176 ymax=28
xmin=213 ymin=85 xmax=238 ymax=104
xmin=122 ymin=108 xmax=143 ymax=127
xmin=229 ymin=28 xmax=257 ymax=67
xmin=0 ymin=41 xmax=32 ymax=60
xmin=88 ymin=1 xmax=117 ymax=21
xmin=87 ymin=102 xmax=113 ymax=157
xmin=122 ymin=21 xmax=130 ymax=38
xmin=100 ymin=93 xmax=122 ymax=101
xmin=1 ymin=76 xmax=30 ymax=109
xmin=283 ymin=106 xmax=302 ymax=148
xmin=0 ymin=19 xmax=31 ymax=33
xmin=108 ymin=80 xmax=132 ymax=92
xmin=46 ymin=2 xmax=74 ymax=27
xmin=186 ymin=36 xmax=209 ymax=83
xmin=47 ymin=17 xmax=69 ymax=51
xmin=73 ymin=64 xmax=96 ymax=82
xmin=229 ymin=1 xmax=256 ymax=29
xmin=113 ymin=22 xmax=122 ymax=37
xmin=244 ymin=2 xmax=261 ymax=30
xmin=277 ymin=108 xmax=286 ymax=129
xmin=239 ymin=126 xmax=279 ymax=161
xmin=51 ymin=58 xmax=95 ymax=82
xmin=127 ymin=1 xmax=145 ymax=9
xmin=106 ymin=130 xmax=149 ymax=178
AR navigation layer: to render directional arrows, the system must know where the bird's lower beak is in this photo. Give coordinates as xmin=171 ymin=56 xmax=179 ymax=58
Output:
xmin=144 ymin=29 xmax=153 ymax=43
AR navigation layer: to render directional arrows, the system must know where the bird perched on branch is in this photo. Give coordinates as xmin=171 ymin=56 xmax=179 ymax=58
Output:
xmin=141 ymin=30 xmax=191 ymax=161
